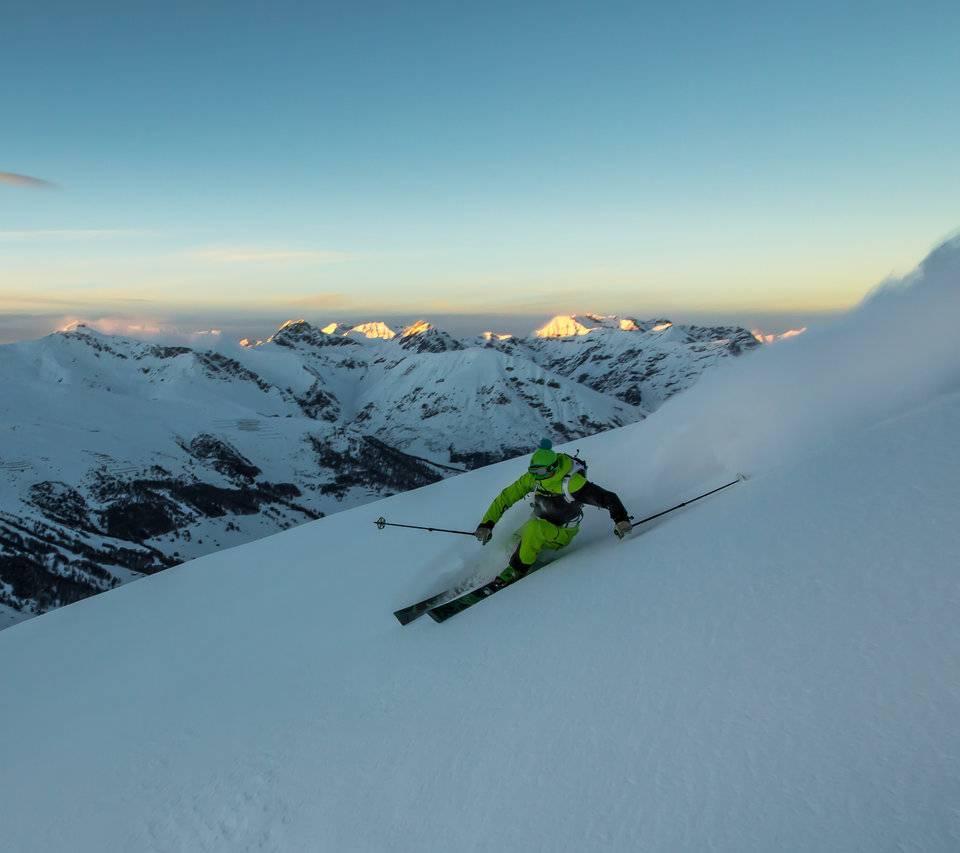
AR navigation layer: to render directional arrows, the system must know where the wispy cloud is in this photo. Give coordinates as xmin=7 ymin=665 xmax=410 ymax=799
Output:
xmin=190 ymin=246 xmax=353 ymax=264
xmin=0 ymin=172 xmax=58 ymax=189
xmin=54 ymin=316 xmax=226 ymax=344
xmin=0 ymin=284 xmax=350 ymax=316
xmin=0 ymin=290 xmax=159 ymax=312
xmin=0 ymin=229 xmax=149 ymax=241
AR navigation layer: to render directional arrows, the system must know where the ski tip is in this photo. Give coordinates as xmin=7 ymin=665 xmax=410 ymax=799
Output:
xmin=394 ymin=604 xmax=431 ymax=626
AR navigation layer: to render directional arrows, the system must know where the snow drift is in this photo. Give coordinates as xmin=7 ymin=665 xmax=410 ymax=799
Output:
xmin=1 ymin=237 xmax=959 ymax=851
xmin=640 ymin=234 xmax=960 ymax=494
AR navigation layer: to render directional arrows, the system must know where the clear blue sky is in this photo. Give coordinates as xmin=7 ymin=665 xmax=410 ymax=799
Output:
xmin=2 ymin=0 xmax=958 ymax=339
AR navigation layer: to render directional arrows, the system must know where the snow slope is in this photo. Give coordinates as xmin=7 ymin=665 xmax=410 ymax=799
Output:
xmin=2 ymin=236 xmax=959 ymax=850
xmin=1 ymin=390 xmax=958 ymax=851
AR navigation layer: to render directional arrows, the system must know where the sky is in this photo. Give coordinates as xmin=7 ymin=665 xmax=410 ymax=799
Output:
xmin=1 ymin=0 xmax=958 ymax=343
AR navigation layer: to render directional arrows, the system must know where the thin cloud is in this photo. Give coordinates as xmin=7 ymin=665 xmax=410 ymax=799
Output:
xmin=191 ymin=246 xmax=353 ymax=264
xmin=0 ymin=290 xmax=158 ymax=312
xmin=0 ymin=172 xmax=58 ymax=189
xmin=54 ymin=317 xmax=225 ymax=344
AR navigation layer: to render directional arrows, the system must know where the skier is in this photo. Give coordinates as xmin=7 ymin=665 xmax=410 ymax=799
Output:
xmin=474 ymin=439 xmax=632 ymax=585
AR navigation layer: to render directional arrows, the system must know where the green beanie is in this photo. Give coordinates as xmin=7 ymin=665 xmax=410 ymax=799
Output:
xmin=528 ymin=438 xmax=559 ymax=478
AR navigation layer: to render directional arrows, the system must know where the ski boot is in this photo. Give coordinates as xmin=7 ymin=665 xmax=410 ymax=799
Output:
xmin=495 ymin=549 xmax=533 ymax=587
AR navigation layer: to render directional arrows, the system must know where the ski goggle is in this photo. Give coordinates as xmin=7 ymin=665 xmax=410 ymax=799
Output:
xmin=528 ymin=461 xmax=560 ymax=480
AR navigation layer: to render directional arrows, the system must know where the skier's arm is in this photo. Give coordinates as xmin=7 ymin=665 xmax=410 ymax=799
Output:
xmin=571 ymin=480 xmax=629 ymax=524
xmin=480 ymin=473 xmax=536 ymax=526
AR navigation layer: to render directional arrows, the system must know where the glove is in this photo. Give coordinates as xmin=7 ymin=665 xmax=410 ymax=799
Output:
xmin=475 ymin=524 xmax=493 ymax=545
xmin=614 ymin=520 xmax=632 ymax=540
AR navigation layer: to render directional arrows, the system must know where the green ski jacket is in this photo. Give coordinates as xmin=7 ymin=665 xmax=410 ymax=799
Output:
xmin=481 ymin=454 xmax=629 ymax=528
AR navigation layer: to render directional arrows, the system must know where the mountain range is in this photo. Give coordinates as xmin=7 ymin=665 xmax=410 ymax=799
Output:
xmin=0 ymin=313 xmax=760 ymax=626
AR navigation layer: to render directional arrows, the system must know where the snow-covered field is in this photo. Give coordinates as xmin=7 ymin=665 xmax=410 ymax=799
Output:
xmin=1 ymin=238 xmax=958 ymax=850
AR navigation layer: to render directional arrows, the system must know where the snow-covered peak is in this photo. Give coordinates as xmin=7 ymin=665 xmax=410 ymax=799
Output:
xmin=582 ymin=312 xmax=647 ymax=332
xmin=50 ymin=321 xmax=148 ymax=360
xmin=475 ymin=331 xmax=522 ymax=354
xmin=534 ymin=315 xmax=594 ymax=338
xmin=399 ymin=319 xmax=432 ymax=337
xmin=55 ymin=321 xmax=111 ymax=340
xmin=345 ymin=321 xmax=396 ymax=341
xmin=320 ymin=321 xmax=396 ymax=340
xmin=57 ymin=320 xmax=96 ymax=334
xmin=533 ymin=313 xmax=651 ymax=338
xmin=268 ymin=319 xmax=358 ymax=349
xmin=266 ymin=318 xmax=314 ymax=343
xmin=397 ymin=320 xmax=463 ymax=353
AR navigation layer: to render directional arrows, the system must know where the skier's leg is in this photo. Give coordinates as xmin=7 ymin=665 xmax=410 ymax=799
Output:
xmin=544 ymin=525 xmax=579 ymax=551
xmin=499 ymin=519 xmax=556 ymax=583
xmin=518 ymin=518 xmax=557 ymax=564
xmin=497 ymin=547 xmax=531 ymax=584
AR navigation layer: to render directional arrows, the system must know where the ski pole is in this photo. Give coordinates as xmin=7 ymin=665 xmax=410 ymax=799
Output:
xmin=374 ymin=517 xmax=475 ymax=536
xmin=630 ymin=474 xmax=746 ymax=529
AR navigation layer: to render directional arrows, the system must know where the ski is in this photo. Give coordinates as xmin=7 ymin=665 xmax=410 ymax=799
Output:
xmin=426 ymin=580 xmax=506 ymax=623
xmin=394 ymin=560 xmax=533 ymax=625
xmin=428 ymin=564 xmax=546 ymax=623
xmin=393 ymin=590 xmax=451 ymax=625
xmin=398 ymin=542 xmax=566 ymax=625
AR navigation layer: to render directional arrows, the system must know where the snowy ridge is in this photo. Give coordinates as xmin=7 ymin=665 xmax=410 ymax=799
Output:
xmin=1 ymin=237 xmax=959 ymax=850
xmin=0 ymin=312 xmax=756 ymax=625
xmin=752 ymin=326 xmax=807 ymax=343
xmin=396 ymin=319 xmax=464 ymax=353
xmin=533 ymin=312 xmax=671 ymax=337
xmin=514 ymin=314 xmax=759 ymax=408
